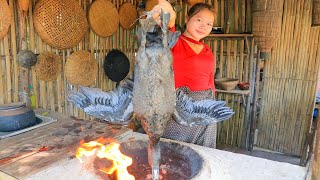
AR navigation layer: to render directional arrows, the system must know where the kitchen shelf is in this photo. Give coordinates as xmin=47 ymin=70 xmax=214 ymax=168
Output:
xmin=206 ymin=33 xmax=253 ymax=38
xmin=216 ymin=89 xmax=250 ymax=95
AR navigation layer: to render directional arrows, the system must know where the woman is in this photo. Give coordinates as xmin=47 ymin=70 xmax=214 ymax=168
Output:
xmin=152 ymin=2 xmax=217 ymax=148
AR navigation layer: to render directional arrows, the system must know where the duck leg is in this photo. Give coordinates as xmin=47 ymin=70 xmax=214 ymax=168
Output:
xmin=148 ymin=136 xmax=161 ymax=180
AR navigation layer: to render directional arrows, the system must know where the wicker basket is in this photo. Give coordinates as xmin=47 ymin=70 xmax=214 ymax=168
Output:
xmin=34 ymin=52 xmax=62 ymax=81
xmin=215 ymin=78 xmax=239 ymax=91
xmin=145 ymin=0 xmax=158 ymax=11
xmin=313 ymin=0 xmax=320 ymax=26
xmin=33 ymin=0 xmax=87 ymax=49
xmin=183 ymin=0 xmax=204 ymax=6
xmin=17 ymin=50 xmax=37 ymax=68
xmin=88 ymin=0 xmax=119 ymax=37
xmin=64 ymin=50 xmax=98 ymax=86
xmin=0 ymin=0 xmax=11 ymax=39
xmin=252 ymin=0 xmax=283 ymax=60
xmin=119 ymin=3 xmax=138 ymax=30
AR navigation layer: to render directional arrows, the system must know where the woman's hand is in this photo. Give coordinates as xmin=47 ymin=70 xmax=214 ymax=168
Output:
xmin=151 ymin=0 xmax=176 ymax=28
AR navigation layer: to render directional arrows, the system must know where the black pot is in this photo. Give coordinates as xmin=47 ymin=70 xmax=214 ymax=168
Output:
xmin=0 ymin=102 xmax=37 ymax=132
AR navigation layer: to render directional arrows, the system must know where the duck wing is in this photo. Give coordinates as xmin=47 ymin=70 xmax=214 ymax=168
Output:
xmin=67 ymin=79 xmax=133 ymax=124
xmin=174 ymin=89 xmax=234 ymax=127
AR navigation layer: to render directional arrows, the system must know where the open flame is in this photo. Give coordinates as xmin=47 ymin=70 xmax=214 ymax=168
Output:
xmin=76 ymin=138 xmax=135 ymax=180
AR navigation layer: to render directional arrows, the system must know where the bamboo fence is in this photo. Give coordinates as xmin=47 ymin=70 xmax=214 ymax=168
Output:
xmin=257 ymin=0 xmax=320 ymax=162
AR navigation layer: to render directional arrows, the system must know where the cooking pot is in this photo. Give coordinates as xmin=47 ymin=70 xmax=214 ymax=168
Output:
xmin=0 ymin=102 xmax=37 ymax=132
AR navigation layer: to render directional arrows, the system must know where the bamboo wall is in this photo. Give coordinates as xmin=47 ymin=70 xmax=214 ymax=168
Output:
xmin=0 ymin=0 xmax=139 ymax=120
xmin=257 ymin=0 xmax=320 ymax=156
xmin=203 ymin=0 xmax=254 ymax=147
xmin=0 ymin=0 xmax=254 ymax=147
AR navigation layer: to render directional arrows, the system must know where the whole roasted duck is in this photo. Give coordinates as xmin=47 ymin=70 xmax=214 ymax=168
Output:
xmin=68 ymin=11 xmax=234 ymax=180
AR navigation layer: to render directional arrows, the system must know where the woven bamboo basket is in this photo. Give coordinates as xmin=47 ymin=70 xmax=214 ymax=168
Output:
xmin=215 ymin=78 xmax=239 ymax=91
xmin=313 ymin=0 xmax=320 ymax=26
xmin=33 ymin=0 xmax=87 ymax=49
xmin=252 ymin=0 xmax=283 ymax=60
xmin=145 ymin=0 xmax=158 ymax=11
xmin=0 ymin=0 xmax=11 ymax=39
xmin=34 ymin=52 xmax=62 ymax=81
xmin=119 ymin=3 xmax=138 ymax=30
xmin=64 ymin=50 xmax=98 ymax=86
xmin=88 ymin=0 xmax=119 ymax=37
xmin=183 ymin=0 xmax=204 ymax=6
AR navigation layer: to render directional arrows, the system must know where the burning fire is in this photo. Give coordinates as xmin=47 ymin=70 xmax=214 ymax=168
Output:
xmin=76 ymin=138 xmax=134 ymax=180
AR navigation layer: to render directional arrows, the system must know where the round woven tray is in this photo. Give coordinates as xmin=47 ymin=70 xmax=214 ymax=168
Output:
xmin=88 ymin=0 xmax=119 ymax=37
xmin=33 ymin=0 xmax=87 ymax=49
xmin=34 ymin=52 xmax=62 ymax=81
xmin=64 ymin=50 xmax=98 ymax=86
xmin=119 ymin=3 xmax=138 ymax=30
xmin=0 ymin=0 xmax=11 ymax=39
xmin=145 ymin=0 xmax=158 ymax=11
xmin=183 ymin=0 xmax=204 ymax=6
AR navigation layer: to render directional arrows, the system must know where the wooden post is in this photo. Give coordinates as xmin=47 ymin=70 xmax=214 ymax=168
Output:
xmin=312 ymin=120 xmax=320 ymax=179
xmin=20 ymin=67 xmax=31 ymax=107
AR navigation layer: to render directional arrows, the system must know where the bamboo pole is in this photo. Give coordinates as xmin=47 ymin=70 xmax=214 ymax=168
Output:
xmin=246 ymin=0 xmax=251 ymax=32
xmin=38 ymin=40 xmax=47 ymax=109
xmin=234 ymin=0 xmax=238 ymax=33
xmin=221 ymin=0 xmax=224 ymax=31
xmin=241 ymin=0 xmax=245 ymax=32
xmin=28 ymin=0 xmax=39 ymax=109
xmin=247 ymin=38 xmax=255 ymax=150
xmin=9 ymin=0 xmax=18 ymax=102
xmin=4 ymin=36 xmax=12 ymax=103
xmin=0 ymin=39 xmax=4 ymax=104
xmin=312 ymin=116 xmax=320 ymax=179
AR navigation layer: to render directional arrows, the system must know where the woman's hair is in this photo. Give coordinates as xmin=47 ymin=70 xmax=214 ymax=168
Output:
xmin=181 ymin=3 xmax=216 ymax=32
xmin=187 ymin=3 xmax=216 ymax=20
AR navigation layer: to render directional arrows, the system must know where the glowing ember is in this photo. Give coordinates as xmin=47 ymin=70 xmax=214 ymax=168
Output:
xmin=76 ymin=138 xmax=135 ymax=180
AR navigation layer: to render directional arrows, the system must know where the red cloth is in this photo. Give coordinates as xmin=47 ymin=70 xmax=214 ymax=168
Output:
xmin=172 ymin=35 xmax=215 ymax=92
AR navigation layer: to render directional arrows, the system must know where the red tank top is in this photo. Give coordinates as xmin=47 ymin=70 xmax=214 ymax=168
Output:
xmin=172 ymin=34 xmax=215 ymax=92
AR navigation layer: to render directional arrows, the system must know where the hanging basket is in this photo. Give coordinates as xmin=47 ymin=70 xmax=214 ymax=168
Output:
xmin=33 ymin=0 xmax=87 ymax=49
xmin=313 ymin=0 xmax=320 ymax=26
xmin=183 ymin=0 xmax=204 ymax=6
xmin=34 ymin=52 xmax=62 ymax=81
xmin=88 ymin=0 xmax=119 ymax=37
xmin=0 ymin=0 xmax=11 ymax=39
xmin=64 ymin=50 xmax=98 ymax=86
xmin=252 ymin=0 xmax=283 ymax=59
xmin=145 ymin=0 xmax=158 ymax=11
xmin=119 ymin=3 xmax=138 ymax=30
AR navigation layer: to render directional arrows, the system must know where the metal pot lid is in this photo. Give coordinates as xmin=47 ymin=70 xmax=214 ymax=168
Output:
xmin=0 ymin=102 xmax=26 ymax=110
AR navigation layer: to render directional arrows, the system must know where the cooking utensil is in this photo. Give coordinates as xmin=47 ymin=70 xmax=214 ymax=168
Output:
xmin=0 ymin=102 xmax=37 ymax=132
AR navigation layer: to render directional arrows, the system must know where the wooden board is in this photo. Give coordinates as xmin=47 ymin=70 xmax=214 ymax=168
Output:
xmin=0 ymin=109 xmax=131 ymax=179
